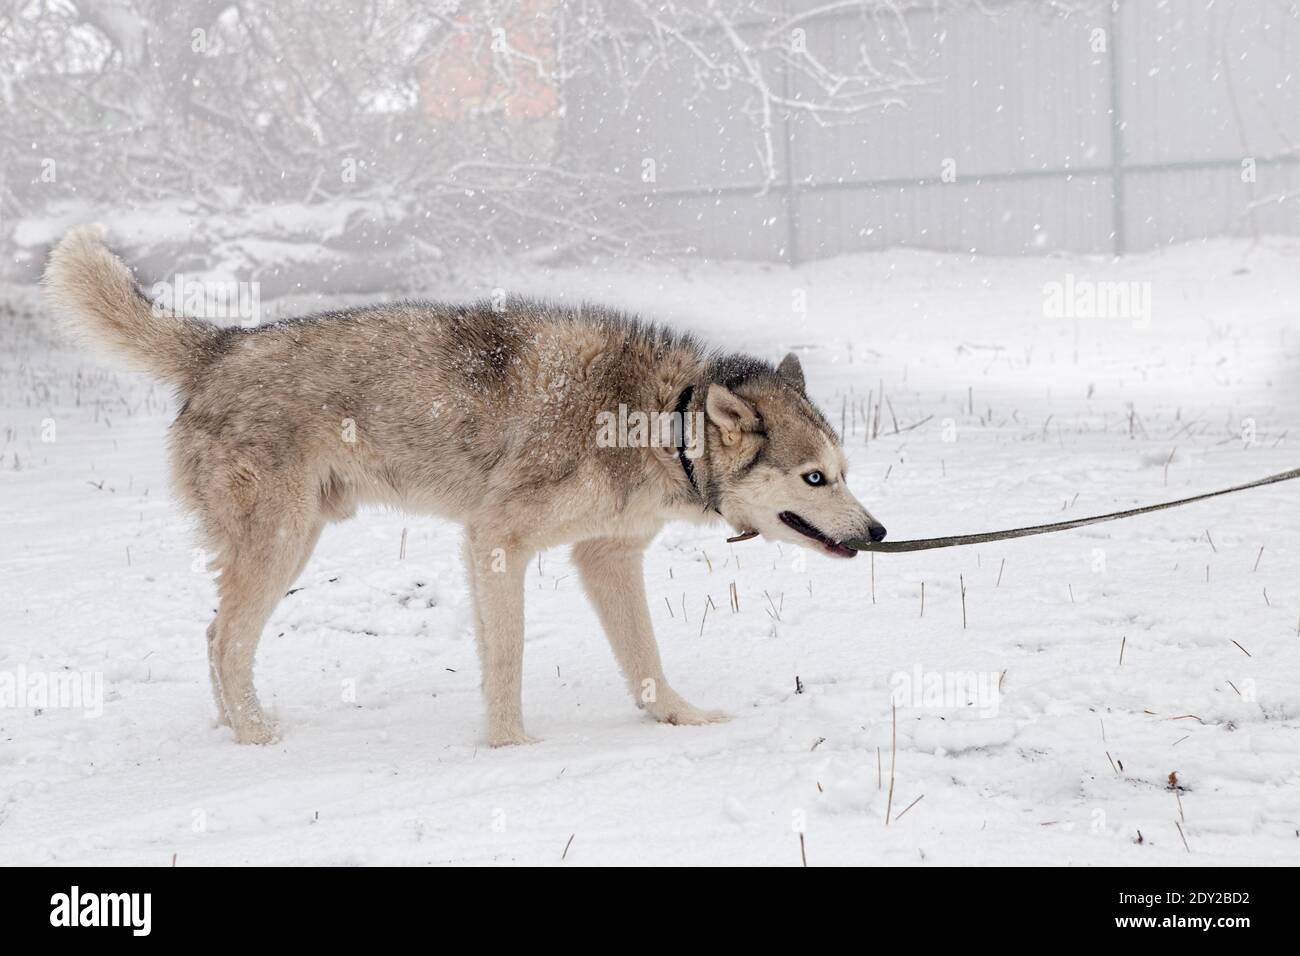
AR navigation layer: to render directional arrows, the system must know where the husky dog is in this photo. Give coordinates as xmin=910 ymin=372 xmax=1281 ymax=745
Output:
xmin=44 ymin=226 xmax=887 ymax=746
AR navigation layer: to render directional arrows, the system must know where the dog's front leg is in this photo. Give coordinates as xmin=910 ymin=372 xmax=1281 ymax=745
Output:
xmin=464 ymin=529 xmax=536 ymax=746
xmin=573 ymin=537 xmax=727 ymax=727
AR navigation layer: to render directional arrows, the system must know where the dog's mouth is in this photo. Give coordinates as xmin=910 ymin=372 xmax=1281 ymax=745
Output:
xmin=778 ymin=511 xmax=857 ymax=559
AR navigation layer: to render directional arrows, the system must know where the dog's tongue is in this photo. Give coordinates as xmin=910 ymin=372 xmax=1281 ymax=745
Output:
xmin=839 ymin=536 xmax=874 ymax=552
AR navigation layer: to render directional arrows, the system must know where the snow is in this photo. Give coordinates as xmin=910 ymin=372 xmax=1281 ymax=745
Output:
xmin=2 ymin=238 xmax=1299 ymax=865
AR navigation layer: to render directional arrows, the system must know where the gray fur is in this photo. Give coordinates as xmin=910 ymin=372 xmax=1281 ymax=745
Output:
xmin=43 ymin=226 xmax=885 ymax=746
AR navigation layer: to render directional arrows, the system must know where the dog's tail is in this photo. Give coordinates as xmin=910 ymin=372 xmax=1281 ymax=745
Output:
xmin=43 ymin=225 xmax=223 ymax=389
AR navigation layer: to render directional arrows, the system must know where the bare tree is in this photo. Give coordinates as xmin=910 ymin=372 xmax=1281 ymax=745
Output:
xmin=1 ymin=0 xmax=938 ymax=270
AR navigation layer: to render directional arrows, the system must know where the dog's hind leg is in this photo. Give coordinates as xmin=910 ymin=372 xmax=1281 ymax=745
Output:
xmin=463 ymin=528 xmax=536 ymax=747
xmin=208 ymin=485 xmax=320 ymax=744
xmin=288 ymin=519 xmax=325 ymax=585
xmin=206 ymin=620 xmax=229 ymax=727
xmin=573 ymin=537 xmax=727 ymax=727
xmin=205 ymin=519 xmax=321 ymax=730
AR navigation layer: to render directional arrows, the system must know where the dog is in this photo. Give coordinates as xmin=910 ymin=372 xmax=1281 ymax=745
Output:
xmin=43 ymin=226 xmax=888 ymax=746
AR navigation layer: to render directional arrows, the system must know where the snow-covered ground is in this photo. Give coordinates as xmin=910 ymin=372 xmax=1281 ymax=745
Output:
xmin=2 ymin=238 xmax=1299 ymax=865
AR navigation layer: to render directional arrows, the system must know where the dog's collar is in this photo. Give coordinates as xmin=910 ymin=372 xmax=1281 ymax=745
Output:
xmin=674 ymin=385 xmax=702 ymax=498
xmin=672 ymin=384 xmax=714 ymax=511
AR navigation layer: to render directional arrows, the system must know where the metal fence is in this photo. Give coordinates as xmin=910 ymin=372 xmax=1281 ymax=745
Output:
xmin=571 ymin=0 xmax=1300 ymax=262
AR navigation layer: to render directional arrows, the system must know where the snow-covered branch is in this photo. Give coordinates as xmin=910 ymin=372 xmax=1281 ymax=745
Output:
xmin=1 ymin=0 xmax=943 ymax=260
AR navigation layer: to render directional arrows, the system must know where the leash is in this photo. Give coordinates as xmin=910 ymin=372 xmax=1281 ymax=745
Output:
xmin=681 ymin=378 xmax=1300 ymax=554
xmin=843 ymin=466 xmax=1300 ymax=553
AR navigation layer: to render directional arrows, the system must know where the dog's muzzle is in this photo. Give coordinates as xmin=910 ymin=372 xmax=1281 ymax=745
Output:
xmin=841 ymin=521 xmax=888 ymax=551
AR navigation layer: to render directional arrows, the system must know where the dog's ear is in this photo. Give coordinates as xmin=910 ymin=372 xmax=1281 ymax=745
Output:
xmin=706 ymin=384 xmax=760 ymax=446
xmin=777 ymin=351 xmax=805 ymax=390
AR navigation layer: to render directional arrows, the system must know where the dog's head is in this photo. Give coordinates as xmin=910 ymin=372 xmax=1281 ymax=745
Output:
xmin=700 ymin=352 xmax=886 ymax=558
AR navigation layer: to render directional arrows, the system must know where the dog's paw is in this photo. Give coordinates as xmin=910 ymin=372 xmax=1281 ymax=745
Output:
xmin=488 ymin=728 xmax=540 ymax=748
xmin=647 ymin=698 xmax=730 ymax=727
xmin=231 ymin=716 xmax=279 ymax=745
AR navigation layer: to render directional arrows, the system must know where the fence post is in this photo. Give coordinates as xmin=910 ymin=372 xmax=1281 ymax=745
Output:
xmin=781 ymin=122 xmax=801 ymax=266
xmin=1108 ymin=1 xmax=1126 ymax=255
xmin=779 ymin=1 xmax=801 ymax=267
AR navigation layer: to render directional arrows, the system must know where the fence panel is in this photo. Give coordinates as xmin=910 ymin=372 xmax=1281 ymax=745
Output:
xmin=580 ymin=0 xmax=1300 ymax=262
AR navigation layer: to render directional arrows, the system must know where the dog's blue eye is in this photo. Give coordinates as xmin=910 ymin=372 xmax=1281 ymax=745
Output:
xmin=803 ymin=471 xmax=824 ymax=486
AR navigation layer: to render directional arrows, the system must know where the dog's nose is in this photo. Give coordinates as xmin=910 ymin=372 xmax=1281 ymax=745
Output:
xmin=867 ymin=522 xmax=887 ymax=542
